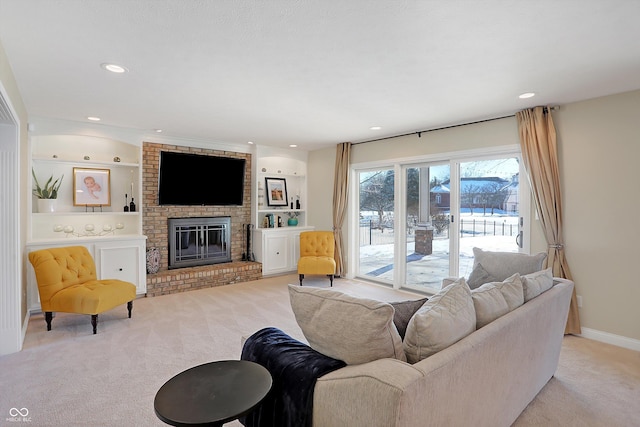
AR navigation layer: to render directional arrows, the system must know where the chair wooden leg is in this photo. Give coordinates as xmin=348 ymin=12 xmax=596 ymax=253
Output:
xmin=127 ymin=301 xmax=133 ymax=318
xmin=91 ymin=314 xmax=98 ymax=334
xmin=328 ymin=274 xmax=334 ymax=287
xmin=45 ymin=312 xmax=53 ymax=331
xmin=299 ymin=274 xmax=304 ymax=286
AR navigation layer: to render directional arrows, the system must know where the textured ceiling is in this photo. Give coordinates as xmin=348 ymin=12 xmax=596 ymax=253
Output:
xmin=1 ymin=0 xmax=639 ymax=150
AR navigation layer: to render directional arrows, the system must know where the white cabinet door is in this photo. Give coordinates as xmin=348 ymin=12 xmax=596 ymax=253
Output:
xmin=254 ymin=227 xmax=314 ymax=276
xmin=263 ymin=233 xmax=289 ymax=275
xmin=94 ymin=239 xmax=147 ymax=295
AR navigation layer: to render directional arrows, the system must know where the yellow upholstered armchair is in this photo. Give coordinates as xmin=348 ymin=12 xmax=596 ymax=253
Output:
xmin=297 ymin=231 xmax=336 ymax=286
xmin=28 ymin=246 xmax=136 ymax=334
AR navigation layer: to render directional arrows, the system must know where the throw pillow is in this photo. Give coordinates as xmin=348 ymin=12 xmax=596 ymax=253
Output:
xmin=471 ymin=247 xmax=547 ymax=282
xmin=390 ymin=297 xmax=429 ymax=339
xmin=521 ymin=268 xmax=554 ymax=302
xmin=288 ymin=285 xmax=406 ymax=365
xmin=466 ymin=263 xmax=499 ymax=289
xmin=470 ymin=273 xmax=524 ymax=328
xmin=403 ymin=279 xmax=476 ymax=364
xmin=491 ymin=273 xmax=525 ymax=311
xmin=471 ymin=283 xmax=509 ymax=328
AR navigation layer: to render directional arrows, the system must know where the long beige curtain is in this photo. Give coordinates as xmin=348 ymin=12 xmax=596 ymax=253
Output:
xmin=516 ymin=106 xmax=581 ymax=334
xmin=332 ymin=142 xmax=351 ymax=277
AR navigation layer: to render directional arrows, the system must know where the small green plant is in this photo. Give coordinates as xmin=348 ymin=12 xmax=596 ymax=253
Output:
xmin=32 ymin=169 xmax=63 ymax=199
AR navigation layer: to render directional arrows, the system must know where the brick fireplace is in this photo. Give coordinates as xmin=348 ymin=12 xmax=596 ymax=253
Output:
xmin=142 ymin=142 xmax=261 ymax=296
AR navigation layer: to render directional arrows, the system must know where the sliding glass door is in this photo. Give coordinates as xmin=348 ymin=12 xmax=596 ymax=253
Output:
xmin=403 ymin=163 xmax=451 ymax=291
xmin=457 ymin=157 xmax=522 ymax=278
xmin=357 ymin=168 xmax=395 ymax=284
xmin=354 ymin=151 xmax=527 ymax=293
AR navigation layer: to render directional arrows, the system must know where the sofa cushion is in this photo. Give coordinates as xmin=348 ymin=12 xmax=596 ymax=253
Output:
xmin=403 ymin=279 xmax=476 ymax=363
xmin=390 ymin=297 xmax=429 ymax=339
xmin=471 ymin=282 xmax=510 ymax=328
xmin=288 ymin=285 xmax=406 ymax=365
xmin=466 ymin=263 xmax=499 ymax=289
xmin=471 ymin=273 xmax=524 ymax=328
xmin=468 ymin=247 xmax=547 ymax=288
xmin=522 ymin=268 xmax=554 ymax=302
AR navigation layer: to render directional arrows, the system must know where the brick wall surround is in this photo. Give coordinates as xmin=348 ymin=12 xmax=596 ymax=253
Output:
xmin=142 ymin=142 xmax=261 ymax=296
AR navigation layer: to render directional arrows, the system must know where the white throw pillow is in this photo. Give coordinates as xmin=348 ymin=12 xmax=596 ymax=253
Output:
xmin=471 ymin=283 xmax=510 ymax=328
xmin=470 ymin=247 xmax=547 ymax=284
xmin=491 ymin=273 xmax=525 ymax=311
xmin=521 ymin=268 xmax=554 ymax=302
xmin=471 ymin=273 xmax=524 ymax=328
xmin=403 ymin=278 xmax=476 ymax=363
xmin=288 ymin=285 xmax=406 ymax=365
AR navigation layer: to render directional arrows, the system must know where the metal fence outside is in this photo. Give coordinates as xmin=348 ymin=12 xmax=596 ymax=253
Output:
xmin=359 ymin=218 xmax=518 ymax=246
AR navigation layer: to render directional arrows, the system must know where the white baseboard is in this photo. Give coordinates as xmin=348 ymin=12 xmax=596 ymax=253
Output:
xmin=579 ymin=327 xmax=640 ymax=352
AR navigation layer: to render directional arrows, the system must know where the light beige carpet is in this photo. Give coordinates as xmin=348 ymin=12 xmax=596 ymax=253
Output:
xmin=0 ymin=274 xmax=638 ymax=426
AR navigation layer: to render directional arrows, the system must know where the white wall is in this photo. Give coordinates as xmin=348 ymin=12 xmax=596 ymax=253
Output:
xmin=0 ymin=39 xmax=29 ymax=354
xmin=307 ymin=90 xmax=640 ymax=345
xmin=553 ymin=90 xmax=640 ymax=343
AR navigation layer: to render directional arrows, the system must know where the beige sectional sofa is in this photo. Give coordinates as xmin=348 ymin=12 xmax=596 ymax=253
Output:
xmin=310 ymin=278 xmax=574 ymax=427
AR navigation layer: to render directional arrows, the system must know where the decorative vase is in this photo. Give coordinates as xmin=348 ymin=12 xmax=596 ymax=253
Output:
xmin=37 ymin=199 xmax=57 ymax=213
xmin=146 ymin=247 xmax=161 ymax=274
xmin=287 ymin=218 xmax=298 ymax=227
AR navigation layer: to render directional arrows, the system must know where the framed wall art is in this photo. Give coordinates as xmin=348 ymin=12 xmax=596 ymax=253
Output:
xmin=265 ymin=177 xmax=288 ymax=206
xmin=73 ymin=167 xmax=111 ymax=206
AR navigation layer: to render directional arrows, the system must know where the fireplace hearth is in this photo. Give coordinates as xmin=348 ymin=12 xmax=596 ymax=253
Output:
xmin=168 ymin=217 xmax=231 ymax=269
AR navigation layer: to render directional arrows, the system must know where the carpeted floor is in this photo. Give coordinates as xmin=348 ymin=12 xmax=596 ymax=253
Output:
xmin=0 ymin=274 xmax=638 ymax=426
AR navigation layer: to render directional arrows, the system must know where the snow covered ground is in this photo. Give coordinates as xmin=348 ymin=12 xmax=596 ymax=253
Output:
xmin=358 ymin=212 xmax=520 ymax=292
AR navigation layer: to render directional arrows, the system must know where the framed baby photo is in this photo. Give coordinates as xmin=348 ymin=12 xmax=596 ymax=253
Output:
xmin=265 ymin=177 xmax=288 ymax=206
xmin=73 ymin=167 xmax=111 ymax=206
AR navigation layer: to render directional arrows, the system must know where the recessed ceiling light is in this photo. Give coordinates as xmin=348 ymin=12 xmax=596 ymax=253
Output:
xmin=101 ymin=63 xmax=128 ymax=73
xmin=519 ymin=92 xmax=535 ymax=99
xmin=154 ymin=129 xmax=163 ymax=133
xmin=289 ymin=144 xmax=297 ymax=148
xmin=87 ymin=116 xmax=101 ymax=121
xmin=247 ymin=141 xmax=254 ymax=145
xmin=370 ymin=126 xmax=382 ymax=130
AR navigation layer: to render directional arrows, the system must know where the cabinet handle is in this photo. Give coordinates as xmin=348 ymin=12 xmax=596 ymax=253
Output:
xmin=276 ymin=252 xmax=279 ymax=255
xmin=119 ymin=268 xmax=123 ymax=271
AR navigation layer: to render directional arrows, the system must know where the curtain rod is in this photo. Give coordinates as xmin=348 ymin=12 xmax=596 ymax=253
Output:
xmin=352 ymin=106 xmax=557 ymax=146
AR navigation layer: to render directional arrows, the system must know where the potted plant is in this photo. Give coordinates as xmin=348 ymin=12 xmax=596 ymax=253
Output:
xmin=287 ymin=211 xmax=299 ymax=226
xmin=32 ymin=168 xmax=63 ymax=212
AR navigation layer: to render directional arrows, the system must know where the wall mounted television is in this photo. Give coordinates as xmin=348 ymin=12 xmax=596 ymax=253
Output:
xmin=158 ymin=151 xmax=246 ymax=206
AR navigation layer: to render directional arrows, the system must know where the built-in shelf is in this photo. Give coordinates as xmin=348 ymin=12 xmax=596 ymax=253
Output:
xmin=33 ymin=211 xmax=140 ymax=216
xmin=32 ymin=156 xmax=139 ymax=168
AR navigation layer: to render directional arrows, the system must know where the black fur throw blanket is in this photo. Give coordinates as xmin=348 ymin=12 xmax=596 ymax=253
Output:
xmin=240 ymin=327 xmax=346 ymax=427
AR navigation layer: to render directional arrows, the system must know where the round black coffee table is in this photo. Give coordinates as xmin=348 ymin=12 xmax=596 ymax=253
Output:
xmin=154 ymin=360 xmax=272 ymax=426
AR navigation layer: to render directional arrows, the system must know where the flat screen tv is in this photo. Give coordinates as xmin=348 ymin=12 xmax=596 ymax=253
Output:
xmin=158 ymin=151 xmax=246 ymax=206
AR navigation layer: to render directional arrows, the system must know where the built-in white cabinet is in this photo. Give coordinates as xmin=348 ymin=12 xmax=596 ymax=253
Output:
xmin=94 ymin=239 xmax=146 ymax=295
xmin=254 ymin=151 xmax=308 ymax=230
xmin=30 ymin=135 xmax=142 ymax=240
xmin=27 ymin=133 xmax=147 ymax=310
xmin=254 ymin=226 xmax=314 ymax=276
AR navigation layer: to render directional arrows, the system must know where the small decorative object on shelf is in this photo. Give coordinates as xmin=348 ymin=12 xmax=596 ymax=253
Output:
xmin=295 ymin=196 xmax=301 ymax=210
xmin=53 ymin=222 xmax=125 ymax=238
xmin=113 ymin=156 xmax=121 ymax=162
xmin=287 ymin=211 xmax=299 ymax=226
xmin=124 ymin=194 xmax=129 ymax=212
xmin=84 ymin=155 xmax=90 ymax=160
xmin=32 ymin=168 xmax=63 ymax=199
xmin=129 ymin=197 xmax=136 ymax=212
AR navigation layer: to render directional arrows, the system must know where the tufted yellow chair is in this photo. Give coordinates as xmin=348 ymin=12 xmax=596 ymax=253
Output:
xmin=297 ymin=231 xmax=336 ymax=286
xmin=28 ymin=246 xmax=136 ymax=334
